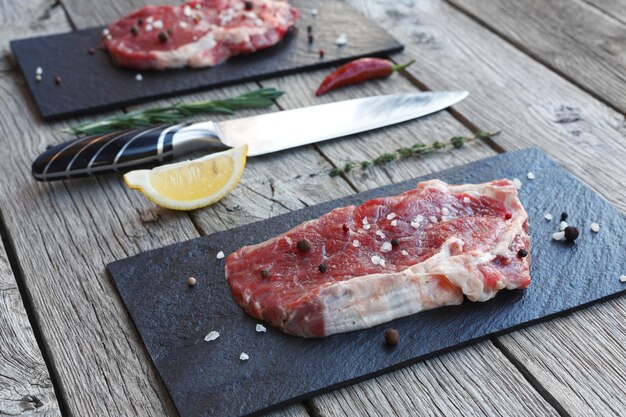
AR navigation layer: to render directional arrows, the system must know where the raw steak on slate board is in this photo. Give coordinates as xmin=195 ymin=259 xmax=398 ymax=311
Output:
xmin=103 ymin=0 xmax=299 ymax=70
xmin=107 ymin=149 xmax=626 ymax=417
xmin=225 ymin=179 xmax=531 ymax=337
xmin=10 ymin=0 xmax=403 ymax=119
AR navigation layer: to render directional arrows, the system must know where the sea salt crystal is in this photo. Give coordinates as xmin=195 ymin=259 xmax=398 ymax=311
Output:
xmin=380 ymin=242 xmax=392 ymax=253
xmin=411 ymin=215 xmax=424 ymax=229
xmin=239 ymin=352 xmax=249 ymax=361
xmin=102 ymin=28 xmax=110 ymax=36
xmin=153 ymin=20 xmax=163 ymax=29
xmin=146 ymin=16 xmax=154 ymax=23
xmin=204 ymin=331 xmax=219 ymax=342
xmin=371 ymin=255 xmax=382 ymax=265
xmin=135 ymin=73 xmax=143 ymax=81
xmin=590 ymin=222 xmax=600 ymax=232
xmin=512 ymin=178 xmax=522 ymax=190
xmin=527 ymin=172 xmax=535 ymax=180
xmin=376 ymin=230 xmax=386 ymax=239
xmin=390 ymin=220 xmax=398 ymax=227
xmin=352 ymin=240 xmax=360 ymax=248
xmin=145 ymin=24 xmax=153 ymax=31
xmin=441 ymin=207 xmax=450 ymax=216
xmin=363 ymin=217 xmax=369 ymax=225
xmin=179 ymin=21 xmax=188 ymax=28
xmin=379 ymin=258 xmax=386 ymax=267
xmin=387 ymin=213 xmax=397 ymax=220
xmin=552 ymin=231 xmax=565 ymax=241
xmin=216 ymin=251 xmax=225 ymax=259
xmin=620 ymin=275 xmax=626 ymax=283
xmin=429 ymin=215 xmax=438 ymax=224
xmin=544 ymin=213 xmax=553 ymax=221
xmin=559 ymin=221 xmax=568 ymax=231
xmin=463 ymin=197 xmax=471 ymax=203
xmin=335 ymin=34 xmax=348 ymax=46
xmin=256 ymin=324 xmax=267 ymax=333
xmin=183 ymin=5 xmax=192 ymax=16
xmin=363 ymin=224 xmax=371 ymax=230
xmin=401 ymin=250 xmax=409 ymax=256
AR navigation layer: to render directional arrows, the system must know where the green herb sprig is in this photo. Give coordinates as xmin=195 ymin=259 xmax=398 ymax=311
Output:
xmin=329 ymin=130 xmax=499 ymax=177
xmin=66 ymin=88 xmax=284 ymax=136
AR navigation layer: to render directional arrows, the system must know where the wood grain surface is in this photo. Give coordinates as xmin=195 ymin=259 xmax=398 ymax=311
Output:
xmin=0 ymin=228 xmax=60 ymax=416
xmin=447 ymin=0 xmax=626 ymax=114
xmin=2 ymin=0 xmax=625 ymax=416
xmin=344 ymin=0 xmax=626 ymax=415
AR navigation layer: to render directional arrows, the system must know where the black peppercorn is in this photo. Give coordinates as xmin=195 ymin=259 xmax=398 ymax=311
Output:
xmin=296 ymin=238 xmax=312 ymax=253
xmin=308 ymin=34 xmax=314 ymax=44
xmin=391 ymin=239 xmax=399 ymax=247
xmin=131 ymin=26 xmax=139 ymax=36
xmin=244 ymin=1 xmax=253 ymax=10
xmin=564 ymin=226 xmax=579 ymax=242
xmin=158 ymin=31 xmax=169 ymax=43
xmin=166 ymin=28 xmax=173 ymax=36
xmin=342 ymin=224 xmax=349 ymax=233
xmin=318 ymin=263 xmax=327 ymax=273
xmin=517 ymin=249 xmax=528 ymax=258
xmin=260 ymin=269 xmax=269 ymax=278
xmin=307 ymin=25 xmax=312 ymax=33
xmin=560 ymin=212 xmax=568 ymax=222
xmin=384 ymin=328 xmax=399 ymax=346
xmin=137 ymin=18 xmax=143 ymax=25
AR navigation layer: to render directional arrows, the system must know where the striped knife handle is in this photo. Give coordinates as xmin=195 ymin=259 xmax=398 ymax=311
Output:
xmin=32 ymin=124 xmax=186 ymax=181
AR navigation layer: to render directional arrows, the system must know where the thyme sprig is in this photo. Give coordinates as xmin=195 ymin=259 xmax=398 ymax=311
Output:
xmin=329 ymin=130 xmax=500 ymax=177
xmin=65 ymin=88 xmax=284 ymax=136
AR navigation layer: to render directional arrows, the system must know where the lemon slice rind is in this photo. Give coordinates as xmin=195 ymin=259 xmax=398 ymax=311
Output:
xmin=123 ymin=145 xmax=247 ymax=211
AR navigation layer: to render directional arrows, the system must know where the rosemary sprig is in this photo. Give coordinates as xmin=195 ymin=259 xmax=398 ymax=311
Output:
xmin=65 ymin=88 xmax=284 ymax=136
xmin=329 ymin=130 xmax=500 ymax=177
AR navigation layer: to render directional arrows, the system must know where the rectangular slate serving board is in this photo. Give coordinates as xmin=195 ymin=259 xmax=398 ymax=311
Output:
xmin=107 ymin=148 xmax=626 ymax=417
xmin=10 ymin=0 xmax=403 ymax=120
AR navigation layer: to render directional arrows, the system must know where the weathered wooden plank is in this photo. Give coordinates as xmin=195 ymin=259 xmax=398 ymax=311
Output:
xmin=580 ymin=0 xmax=626 ymax=24
xmin=446 ymin=0 xmax=626 ymax=114
xmin=0 ymin=0 xmax=69 ymax=71
xmin=343 ymin=0 xmax=626 ymax=415
xmin=0 ymin=228 xmax=60 ymax=416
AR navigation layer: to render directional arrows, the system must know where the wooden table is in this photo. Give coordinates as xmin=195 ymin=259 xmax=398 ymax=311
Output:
xmin=2 ymin=0 xmax=625 ymax=416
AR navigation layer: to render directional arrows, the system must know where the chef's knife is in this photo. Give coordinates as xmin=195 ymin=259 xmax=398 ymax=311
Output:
xmin=32 ymin=91 xmax=468 ymax=181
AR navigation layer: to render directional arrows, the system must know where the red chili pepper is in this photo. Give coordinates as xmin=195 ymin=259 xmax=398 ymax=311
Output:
xmin=315 ymin=58 xmax=415 ymax=96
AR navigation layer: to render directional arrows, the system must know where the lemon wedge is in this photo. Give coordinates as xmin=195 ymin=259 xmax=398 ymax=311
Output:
xmin=123 ymin=145 xmax=247 ymax=211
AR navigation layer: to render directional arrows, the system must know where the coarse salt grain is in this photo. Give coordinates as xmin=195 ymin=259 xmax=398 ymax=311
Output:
xmin=552 ymin=231 xmax=565 ymax=241
xmin=352 ymin=240 xmax=360 ymax=247
xmin=411 ymin=215 xmax=424 ymax=229
xmin=390 ymin=220 xmax=398 ymax=227
xmin=620 ymin=275 xmax=626 ymax=283
xmin=590 ymin=222 xmax=600 ymax=232
xmin=442 ymin=207 xmax=450 ymax=216
xmin=376 ymin=230 xmax=386 ymax=239
xmin=335 ymin=34 xmax=348 ymax=45
xmin=256 ymin=324 xmax=267 ymax=333
xmin=153 ymin=20 xmax=163 ymax=29
xmin=527 ymin=172 xmax=535 ymax=180
xmin=145 ymin=24 xmax=153 ymax=31
xmin=544 ymin=213 xmax=553 ymax=221
xmin=363 ymin=217 xmax=369 ymax=225
xmin=429 ymin=215 xmax=438 ymax=224
xmin=387 ymin=213 xmax=397 ymax=220
xmin=204 ymin=331 xmax=219 ymax=342
xmin=216 ymin=251 xmax=225 ymax=259
xmin=183 ymin=5 xmax=192 ymax=16
xmin=463 ymin=197 xmax=471 ymax=203
xmin=179 ymin=21 xmax=188 ymax=28
xmin=512 ymin=178 xmax=522 ymax=189
xmin=35 ymin=66 xmax=43 ymax=75
xmin=380 ymin=242 xmax=392 ymax=253
xmin=401 ymin=250 xmax=409 ymax=256
xmin=239 ymin=352 xmax=249 ymax=361
xmin=146 ymin=16 xmax=154 ymax=23
xmin=371 ymin=255 xmax=381 ymax=265
xmin=102 ymin=28 xmax=110 ymax=36
xmin=379 ymin=258 xmax=386 ymax=267
xmin=135 ymin=73 xmax=143 ymax=81
xmin=559 ymin=221 xmax=568 ymax=231
xmin=363 ymin=224 xmax=371 ymax=230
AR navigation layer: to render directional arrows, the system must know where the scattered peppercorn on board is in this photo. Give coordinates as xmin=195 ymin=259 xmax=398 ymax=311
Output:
xmin=107 ymin=149 xmax=626 ymax=417
xmin=10 ymin=0 xmax=402 ymax=120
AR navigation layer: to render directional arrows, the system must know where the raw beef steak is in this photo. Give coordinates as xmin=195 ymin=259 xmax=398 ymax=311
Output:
xmin=102 ymin=0 xmax=299 ymax=70
xmin=225 ymin=179 xmax=531 ymax=337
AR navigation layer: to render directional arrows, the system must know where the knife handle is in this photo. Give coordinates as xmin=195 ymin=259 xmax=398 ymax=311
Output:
xmin=32 ymin=122 xmax=224 ymax=181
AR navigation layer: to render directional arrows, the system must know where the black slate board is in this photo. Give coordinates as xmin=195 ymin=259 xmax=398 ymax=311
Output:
xmin=10 ymin=0 xmax=403 ymax=120
xmin=107 ymin=148 xmax=626 ymax=417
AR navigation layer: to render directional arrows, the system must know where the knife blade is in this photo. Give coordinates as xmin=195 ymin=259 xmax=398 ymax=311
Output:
xmin=32 ymin=91 xmax=468 ymax=181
